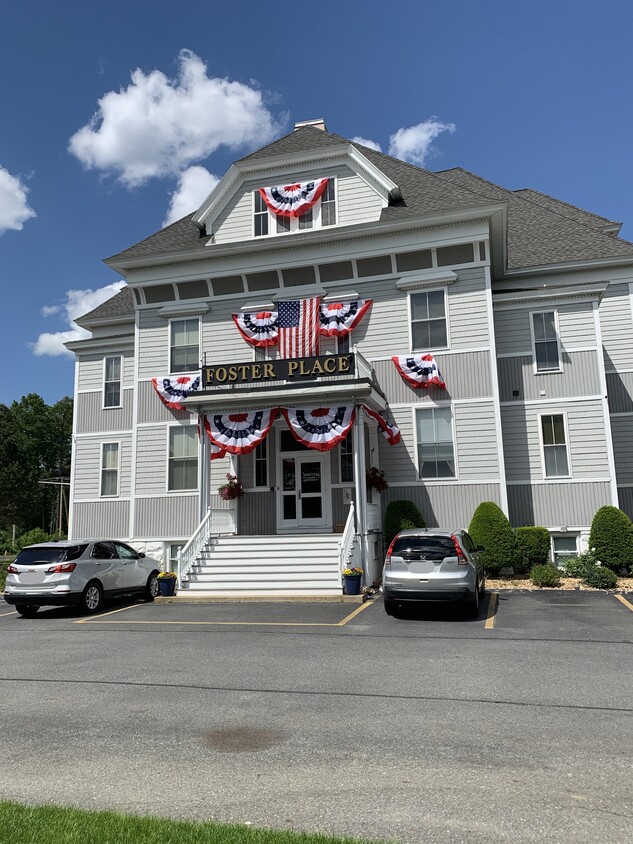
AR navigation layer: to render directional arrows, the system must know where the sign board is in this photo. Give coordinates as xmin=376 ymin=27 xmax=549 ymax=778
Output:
xmin=202 ymin=354 xmax=354 ymax=388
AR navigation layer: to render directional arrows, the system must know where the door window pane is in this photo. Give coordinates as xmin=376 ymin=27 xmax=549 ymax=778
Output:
xmin=254 ymin=440 xmax=268 ymax=488
xmin=301 ymin=497 xmax=322 ymax=519
xmin=301 ymin=462 xmax=322 ymax=494
xmin=282 ymin=458 xmax=296 ymax=491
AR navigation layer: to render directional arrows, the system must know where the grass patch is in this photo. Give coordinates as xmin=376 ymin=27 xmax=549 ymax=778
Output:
xmin=0 ymin=802 xmax=377 ymax=844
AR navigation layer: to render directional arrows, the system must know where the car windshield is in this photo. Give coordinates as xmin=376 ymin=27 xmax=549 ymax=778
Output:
xmin=14 ymin=545 xmax=87 ymax=566
xmin=391 ymin=536 xmax=456 ymax=559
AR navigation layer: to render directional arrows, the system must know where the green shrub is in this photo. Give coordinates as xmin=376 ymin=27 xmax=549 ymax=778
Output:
xmin=583 ymin=566 xmax=618 ymax=589
xmin=0 ymin=561 xmax=9 ymax=591
xmin=384 ymin=500 xmax=425 ymax=548
xmin=16 ymin=528 xmax=52 ymax=549
xmin=588 ymin=506 xmax=633 ymax=573
xmin=516 ymin=526 xmax=551 ymax=572
xmin=469 ymin=501 xmax=520 ymax=574
xmin=530 ymin=564 xmax=561 ymax=588
xmin=563 ymin=552 xmax=597 ymax=578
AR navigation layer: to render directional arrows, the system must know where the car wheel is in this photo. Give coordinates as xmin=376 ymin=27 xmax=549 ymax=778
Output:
xmin=81 ymin=581 xmax=103 ymax=614
xmin=479 ymin=574 xmax=486 ymax=597
xmin=15 ymin=604 xmax=38 ymax=617
xmin=466 ymin=580 xmax=480 ymax=618
xmin=144 ymin=572 xmax=159 ymax=602
xmin=384 ymin=598 xmax=397 ymax=616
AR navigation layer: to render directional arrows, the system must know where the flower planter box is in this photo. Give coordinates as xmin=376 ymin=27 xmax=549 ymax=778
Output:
xmin=158 ymin=578 xmax=177 ymax=597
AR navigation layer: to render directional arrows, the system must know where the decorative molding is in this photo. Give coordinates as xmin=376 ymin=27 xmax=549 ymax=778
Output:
xmin=157 ymin=302 xmax=210 ymax=318
xmin=395 ymin=270 xmax=458 ymax=291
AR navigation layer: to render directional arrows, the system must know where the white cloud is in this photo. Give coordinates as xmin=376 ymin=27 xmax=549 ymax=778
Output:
xmin=32 ymin=281 xmax=126 ymax=357
xmin=351 ymin=136 xmax=382 ymax=152
xmin=163 ymin=165 xmax=219 ymax=226
xmin=388 ymin=118 xmax=456 ymax=166
xmin=68 ymin=49 xmax=280 ymax=187
xmin=0 ymin=165 xmax=36 ymax=233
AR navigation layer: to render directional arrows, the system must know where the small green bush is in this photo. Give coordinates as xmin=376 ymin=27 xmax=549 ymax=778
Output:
xmin=530 ymin=564 xmax=561 ymax=588
xmin=16 ymin=528 xmax=52 ymax=549
xmin=583 ymin=566 xmax=618 ymax=589
xmin=516 ymin=526 xmax=551 ymax=572
xmin=384 ymin=500 xmax=425 ymax=548
xmin=588 ymin=506 xmax=633 ymax=573
xmin=469 ymin=501 xmax=520 ymax=574
xmin=563 ymin=552 xmax=597 ymax=578
xmin=0 ymin=561 xmax=9 ymax=591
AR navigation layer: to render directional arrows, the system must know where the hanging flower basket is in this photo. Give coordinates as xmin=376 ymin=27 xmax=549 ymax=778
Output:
xmin=218 ymin=474 xmax=245 ymax=501
xmin=366 ymin=467 xmax=388 ymax=493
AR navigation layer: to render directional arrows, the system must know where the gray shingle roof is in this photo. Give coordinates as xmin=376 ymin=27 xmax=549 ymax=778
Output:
xmin=77 ymin=286 xmax=135 ymax=323
xmin=513 ymin=188 xmax=620 ymax=233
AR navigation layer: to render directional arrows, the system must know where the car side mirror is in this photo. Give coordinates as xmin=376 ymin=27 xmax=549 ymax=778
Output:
xmin=137 ymin=552 xmax=146 ymax=558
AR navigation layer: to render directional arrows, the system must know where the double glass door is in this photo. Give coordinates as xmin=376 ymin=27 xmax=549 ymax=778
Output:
xmin=279 ymin=453 xmax=329 ymax=530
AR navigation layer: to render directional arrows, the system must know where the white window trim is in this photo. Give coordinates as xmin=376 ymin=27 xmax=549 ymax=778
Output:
xmin=166 ymin=423 xmax=199 ymax=493
xmin=339 ymin=428 xmax=354 ymax=484
xmin=166 ymin=541 xmax=187 ymax=573
xmin=551 ymin=533 xmax=579 ymax=567
xmin=413 ymin=405 xmax=458 ymax=481
xmin=252 ymin=440 xmax=269 ymax=490
xmin=252 ymin=179 xmax=337 ymax=239
xmin=408 ymin=287 xmax=450 ymax=354
xmin=102 ymin=355 xmax=123 ymax=410
xmin=100 ymin=441 xmax=121 ymax=498
xmin=168 ymin=317 xmax=201 ymax=377
xmin=538 ymin=411 xmax=572 ymax=480
xmin=530 ymin=309 xmax=563 ymax=375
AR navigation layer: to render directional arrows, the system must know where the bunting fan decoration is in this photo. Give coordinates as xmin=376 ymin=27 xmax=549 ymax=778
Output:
xmin=203 ymin=408 xmax=278 ymax=455
xmin=197 ymin=415 xmax=226 ymax=460
xmin=281 ymin=406 xmax=355 ymax=452
xmin=319 ymin=299 xmax=372 ymax=337
xmin=392 ymin=354 xmax=446 ymax=389
xmin=259 ymin=178 xmax=329 ymax=218
xmin=232 ymin=311 xmax=279 ymax=347
xmin=152 ymin=374 xmax=201 ymax=410
xmin=363 ymin=405 xmax=401 ymax=446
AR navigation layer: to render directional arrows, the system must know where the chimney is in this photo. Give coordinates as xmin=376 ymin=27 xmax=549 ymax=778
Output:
xmin=294 ymin=118 xmax=328 ymax=132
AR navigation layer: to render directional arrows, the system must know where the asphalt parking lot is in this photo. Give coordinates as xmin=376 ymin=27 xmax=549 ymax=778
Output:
xmin=0 ymin=591 xmax=632 ymax=843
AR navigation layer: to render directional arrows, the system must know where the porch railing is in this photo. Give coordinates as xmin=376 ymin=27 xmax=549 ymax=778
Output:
xmin=338 ymin=500 xmax=357 ymax=584
xmin=177 ymin=507 xmax=237 ymax=587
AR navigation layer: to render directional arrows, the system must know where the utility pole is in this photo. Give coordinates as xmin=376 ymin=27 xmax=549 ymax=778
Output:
xmin=38 ymin=478 xmax=70 ymax=536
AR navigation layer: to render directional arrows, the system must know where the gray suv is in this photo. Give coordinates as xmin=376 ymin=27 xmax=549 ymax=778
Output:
xmin=4 ymin=540 xmax=161 ymax=616
xmin=382 ymin=529 xmax=485 ymax=617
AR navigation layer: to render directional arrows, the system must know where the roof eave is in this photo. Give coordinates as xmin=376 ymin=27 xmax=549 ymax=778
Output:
xmin=504 ymin=254 xmax=633 ymax=278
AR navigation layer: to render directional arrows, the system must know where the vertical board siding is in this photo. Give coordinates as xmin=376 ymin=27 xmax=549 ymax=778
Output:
xmin=501 ymin=401 xmax=609 ymax=482
xmin=600 ymin=283 xmax=633 ymax=371
xmin=72 ymin=501 xmax=130 ymax=539
xmin=135 ymin=495 xmax=198 ymax=538
xmin=76 ymin=390 xmax=133 ymax=434
xmin=454 ymin=403 xmax=499 ymax=479
xmin=373 ymin=352 xmax=492 ymax=405
xmin=611 ymin=416 xmax=633 ymax=484
xmin=508 ymin=483 xmax=612 ymax=528
xmin=607 ymin=372 xmax=633 ymax=413
xmin=73 ymin=434 xmax=132 ymax=498
xmin=383 ymin=484 xmax=501 ymax=529
xmin=497 ymin=351 xmax=601 ymax=403
xmin=239 ymin=490 xmax=276 ymax=535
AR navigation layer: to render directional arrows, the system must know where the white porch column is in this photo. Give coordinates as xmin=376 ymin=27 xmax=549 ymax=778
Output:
xmin=199 ymin=415 xmax=210 ymax=521
xmin=353 ymin=405 xmax=368 ymax=583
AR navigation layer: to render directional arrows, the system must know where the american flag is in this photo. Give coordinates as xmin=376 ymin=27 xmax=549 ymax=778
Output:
xmin=277 ymin=298 xmax=320 ymax=358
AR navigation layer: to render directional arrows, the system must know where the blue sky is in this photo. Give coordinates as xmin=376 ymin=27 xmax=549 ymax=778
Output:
xmin=1 ymin=0 xmax=632 ymax=405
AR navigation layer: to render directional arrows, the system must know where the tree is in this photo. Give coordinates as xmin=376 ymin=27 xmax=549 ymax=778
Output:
xmin=469 ymin=502 xmax=520 ymax=574
xmin=384 ymin=500 xmax=425 ymax=548
xmin=588 ymin=506 xmax=633 ymax=573
xmin=515 ymin=526 xmax=551 ymax=572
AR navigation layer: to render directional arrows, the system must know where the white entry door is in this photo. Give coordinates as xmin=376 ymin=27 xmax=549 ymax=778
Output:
xmin=277 ymin=452 xmax=331 ymax=530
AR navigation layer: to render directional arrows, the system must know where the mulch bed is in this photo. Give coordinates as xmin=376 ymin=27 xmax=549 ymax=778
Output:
xmin=486 ymin=576 xmax=633 ymax=592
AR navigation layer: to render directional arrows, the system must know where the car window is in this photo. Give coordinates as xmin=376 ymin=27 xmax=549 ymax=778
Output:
xmin=91 ymin=542 xmax=115 ymax=560
xmin=63 ymin=544 xmax=88 ymax=562
xmin=113 ymin=542 xmax=137 ymax=560
xmin=461 ymin=533 xmax=476 ymax=553
xmin=14 ymin=547 xmax=65 ymax=566
xmin=391 ymin=536 xmax=456 ymax=558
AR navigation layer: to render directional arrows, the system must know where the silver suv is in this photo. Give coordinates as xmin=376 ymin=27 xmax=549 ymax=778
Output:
xmin=382 ymin=529 xmax=485 ymax=617
xmin=4 ymin=540 xmax=161 ymax=616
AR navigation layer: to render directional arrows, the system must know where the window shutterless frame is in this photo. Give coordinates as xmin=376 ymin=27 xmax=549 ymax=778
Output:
xmin=253 ymin=178 xmax=337 ymax=238
xmin=253 ymin=439 xmax=268 ymax=489
xmin=413 ymin=405 xmax=457 ymax=480
xmin=551 ymin=534 xmax=578 ymax=567
xmin=100 ymin=441 xmax=120 ymax=497
xmin=339 ymin=429 xmax=354 ymax=484
xmin=530 ymin=309 xmax=562 ymax=374
xmin=407 ymin=287 xmax=449 ymax=353
xmin=166 ymin=424 xmax=199 ymax=492
xmin=538 ymin=412 xmax=571 ymax=479
xmin=102 ymin=355 xmax=122 ymax=409
xmin=168 ymin=318 xmax=200 ymax=375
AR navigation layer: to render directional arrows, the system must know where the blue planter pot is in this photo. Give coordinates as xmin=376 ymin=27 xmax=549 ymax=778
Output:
xmin=343 ymin=574 xmax=362 ymax=595
xmin=158 ymin=578 xmax=177 ymax=597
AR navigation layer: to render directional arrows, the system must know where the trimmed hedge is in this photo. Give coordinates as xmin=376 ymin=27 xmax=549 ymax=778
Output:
xmin=469 ymin=501 xmax=520 ymax=574
xmin=583 ymin=566 xmax=618 ymax=589
xmin=384 ymin=500 xmax=425 ymax=548
xmin=530 ymin=564 xmax=561 ymax=588
xmin=588 ymin=506 xmax=633 ymax=573
xmin=516 ymin=526 xmax=551 ymax=572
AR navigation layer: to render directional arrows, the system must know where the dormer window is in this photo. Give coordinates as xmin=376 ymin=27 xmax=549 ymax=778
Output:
xmin=254 ymin=178 xmax=336 ymax=237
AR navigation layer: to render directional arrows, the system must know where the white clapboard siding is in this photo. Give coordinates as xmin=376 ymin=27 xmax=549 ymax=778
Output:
xmin=73 ymin=434 xmax=132 ymax=498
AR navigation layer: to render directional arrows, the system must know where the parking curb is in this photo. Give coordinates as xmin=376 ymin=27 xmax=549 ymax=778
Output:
xmin=154 ymin=593 xmax=368 ymax=605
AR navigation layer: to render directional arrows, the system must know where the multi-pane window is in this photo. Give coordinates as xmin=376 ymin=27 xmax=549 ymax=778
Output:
xmin=255 ymin=180 xmax=335 ymax=237
xmin=416 ymin=407 xmax=455 ymax=478
xmin=541 ymin=414 xmax=570 ymax=477
xmin=100 ymin=443 xmax=119 ymax=497
xmin=532 ymin=311 xmax=560 ymax=372
xmin=321 ymin=180 xmax=336 ymax=226
xmin=168 ymin=426 xmax=198 ymax=491
xmin=170 ymin=319 xmax=199 ymax=373
xmin=254 ymin=191 xmax=269 ymax=237
xmin=168 ymin=543 xmax=184 ymax=574
xmin=411 ymin=290 xmax=447 ymax=350
xmin=552 ymin=535 xmax=578 ymax=568
xmin=340 ymin=431 xmax=354 ymax=483
xmin=103 ymin=356 xmax=121 ymax=408
xmin=254 ymin=440 xmax=268 ymax=488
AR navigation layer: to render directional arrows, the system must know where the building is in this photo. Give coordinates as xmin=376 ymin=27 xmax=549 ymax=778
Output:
xmin=66 ymin=119 xmax=633 ymax=594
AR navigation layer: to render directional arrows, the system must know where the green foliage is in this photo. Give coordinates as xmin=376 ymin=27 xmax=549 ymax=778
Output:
xmin=563 ymin=552 xmax=598 ymax=578
xmin=588 ymin=506 xmax=633 ymax=572
xmin=384 ymin=500 xmax=425 ymax=548
xmin=16 ymin=528 xmax=54 ymax=549
xmin=0 ymin=529 xmax=16 ymax=554
xmin=583 ymin=566 xmax=618 ymax=589
xmin=0 ymin=562 xmax=9 ymax=591
xmin=530 ymin=564 xmax=561 ymax=588
xmin=469 ymin=501 xmax=520 ymax=574
xmin=515 ymin=526 xmax=551 ymax=572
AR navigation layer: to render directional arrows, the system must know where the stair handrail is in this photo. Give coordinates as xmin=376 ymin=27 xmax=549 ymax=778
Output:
xmin=177 ymin=507 xmax=214 ymax=588
xmin=338 ymin=500 xmax=356 ymax=576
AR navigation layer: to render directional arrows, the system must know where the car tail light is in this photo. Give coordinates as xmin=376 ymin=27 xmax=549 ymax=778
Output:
xmin=7 ymin=564 xmax=18 ymax=573
xmin=385 ymin=536 xmax=398 ymax=566
xmin=46 ymin=562 xmax=77 ymax=574
xmin=452 ymin=535 xmax=468 ymax=565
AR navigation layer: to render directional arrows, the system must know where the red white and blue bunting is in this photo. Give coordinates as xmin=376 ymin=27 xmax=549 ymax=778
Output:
xmin=152 ymin=374 xmax=201 ymax=410
xmin=281 ymin=406 xmax=355 ymax=452
xmin=392 ymin=354 xmax=446 ymax=390
xmin=363 ymin=404 xmax=401 ymax=446
xmin=319 ymin=300 xmax=372 ymax=337
xmin=259 ymin=178 xmax=329 ymax=218
xmin=198 ymin=415 xmax=227 ymax=460
xmin=203 ymin=408 xmax=278 ymax=456
xmin=232 ymin=311 xmax=279 ymax=347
